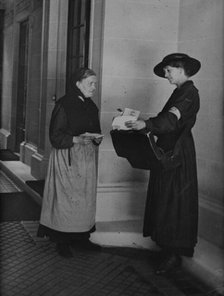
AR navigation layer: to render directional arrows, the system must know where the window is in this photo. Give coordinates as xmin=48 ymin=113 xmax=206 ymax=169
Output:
xmin=66 ymin=0 xmax=91 ymax=91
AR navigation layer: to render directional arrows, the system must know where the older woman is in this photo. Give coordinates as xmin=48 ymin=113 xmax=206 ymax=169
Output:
xmin=37 ymin=68 xmax=103 ymax=257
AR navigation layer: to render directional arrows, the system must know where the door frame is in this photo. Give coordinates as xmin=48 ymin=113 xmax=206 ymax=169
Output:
xmin=14 ymin=18 xmax=29 ymax=152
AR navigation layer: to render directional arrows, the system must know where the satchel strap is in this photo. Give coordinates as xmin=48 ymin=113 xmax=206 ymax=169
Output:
xmin=147 ymin=121 xmax=193 ymax=161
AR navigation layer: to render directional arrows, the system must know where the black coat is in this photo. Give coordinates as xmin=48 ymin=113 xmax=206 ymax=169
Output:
xmin=49 ymin=90 xmax=101 ymax=149
xmin=143 ymin=80 xmax=199 ymax=256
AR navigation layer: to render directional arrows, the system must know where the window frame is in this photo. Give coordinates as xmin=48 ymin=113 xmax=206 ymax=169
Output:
xmin=66 ymin=0 xmax=91 ymax=91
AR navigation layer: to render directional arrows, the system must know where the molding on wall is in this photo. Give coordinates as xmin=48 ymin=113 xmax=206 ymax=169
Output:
xmin=0 ymin=128 xmax=11 ymax=149
xmin=19 ymin=142 xmax=48 ymax=179
xmin=31 ymin=151 xmax=48 ymax=180
xmin=199 ymin=194 xmax=224 ymax=248
xmin=199 ymin=194 xmax=224 ymax=215
xmin=20 ymin=142 xmax=37 ymax=166
xmin=96 ymin=182 xmax=147 ymax=222
xmin=97 ymin=182 xmax=148 ymax=192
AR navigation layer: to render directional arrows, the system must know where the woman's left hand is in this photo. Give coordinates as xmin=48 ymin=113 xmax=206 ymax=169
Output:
xmin=92 ymin=137 xmax=103 ymax=145
xmin=125 ymin=120 xmax=146 ymax=130
xmin=73 ymin=136 xmax=92 ymax=145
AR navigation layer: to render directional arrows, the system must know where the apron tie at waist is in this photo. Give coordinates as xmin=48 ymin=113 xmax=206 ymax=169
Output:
xmin=68 ymin=147 xmax=71 ymax=166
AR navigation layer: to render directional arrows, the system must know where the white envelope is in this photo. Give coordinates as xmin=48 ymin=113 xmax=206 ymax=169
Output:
xmin=112 ymin=115 xmax=137 ymax=130
xmin=123 ymin=108 xmax=140 ymax=118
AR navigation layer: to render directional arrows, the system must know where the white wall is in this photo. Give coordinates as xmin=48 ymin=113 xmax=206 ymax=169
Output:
xmin=96 ymin=0 xmax=180 ymax=222
xmin=178 ymin=0 xmax=224 ymax=248
xmin=98 ymin=0 xmax=180 ymax=185
xmin=95 ymin=0 xmax=224 ymax=250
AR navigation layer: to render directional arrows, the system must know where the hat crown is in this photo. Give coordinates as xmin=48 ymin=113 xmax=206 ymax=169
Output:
xmin=162 ymin=53 xmax=190 ymax=63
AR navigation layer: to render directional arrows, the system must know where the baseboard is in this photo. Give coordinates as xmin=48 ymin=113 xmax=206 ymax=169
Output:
xmin=96 ymin=182 xmax=147 ymax=222
xmin=199 ymin=195 xmax=224 ymax=249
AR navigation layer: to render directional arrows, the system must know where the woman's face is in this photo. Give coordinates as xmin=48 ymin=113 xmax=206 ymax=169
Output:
xmin=76 ymin=75 xmax=97 ymax=98
xmin=163 ymin=65 xmax=184 ymax=86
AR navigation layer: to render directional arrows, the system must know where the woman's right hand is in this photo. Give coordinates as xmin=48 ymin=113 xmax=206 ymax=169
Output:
xmin=73 ymin=136 xmax=92 ymax=145
xmin=125 ymin=119 xmax=146 ymax=130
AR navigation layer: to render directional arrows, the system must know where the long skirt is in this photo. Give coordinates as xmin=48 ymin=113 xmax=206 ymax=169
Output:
xmin=143 ymin=135 xmax=198 ymax=257
xmin=39 ymin=142 xmax=97 ymax=234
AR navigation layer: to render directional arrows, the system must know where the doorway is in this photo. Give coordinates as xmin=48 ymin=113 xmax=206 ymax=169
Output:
xmin=0 ymin=10 xmax=4 ymax=121
xmin=15 ymin=19 xmax=29 ymax=152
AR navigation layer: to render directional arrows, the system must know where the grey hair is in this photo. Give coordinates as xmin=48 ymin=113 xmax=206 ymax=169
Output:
xmin=72 ymin=67 xmax=96 ymax=83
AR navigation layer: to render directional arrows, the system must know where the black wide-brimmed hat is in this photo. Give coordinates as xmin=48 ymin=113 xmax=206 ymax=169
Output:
xmin=153 ymin=53 xmax=201 ymax=78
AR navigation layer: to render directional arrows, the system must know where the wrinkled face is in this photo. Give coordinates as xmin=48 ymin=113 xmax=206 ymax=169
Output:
xmin=163 ymin=65 xmax=183 ymax=86
xmin=76 ymin=75 xmax=97 ymax=98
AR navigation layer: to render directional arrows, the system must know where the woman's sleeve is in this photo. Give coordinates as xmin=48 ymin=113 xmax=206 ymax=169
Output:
xmin=49 ymin=103 xmax=74 ymax=149
xmin=145 ymin=112 xmax=178 ymax=134
xmin=145 ymin=87 xmax=199 ymax=135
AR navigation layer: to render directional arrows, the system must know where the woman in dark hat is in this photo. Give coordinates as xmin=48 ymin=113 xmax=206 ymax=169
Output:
xmin=37 ymin=68 xmax=103 ymax=257
xmin=126 ymin=53 xmax=201 ymax=274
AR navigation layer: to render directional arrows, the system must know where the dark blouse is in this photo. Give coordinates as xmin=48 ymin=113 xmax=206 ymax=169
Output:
xmin=145 ymin=80 xmax=200 ymax=151
xmin=49 ymin=94 xmax=101 ymax=149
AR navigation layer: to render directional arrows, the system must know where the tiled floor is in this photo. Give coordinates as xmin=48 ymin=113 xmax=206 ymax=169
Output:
xmin=0 ymin=170 xmax=223 ymax=296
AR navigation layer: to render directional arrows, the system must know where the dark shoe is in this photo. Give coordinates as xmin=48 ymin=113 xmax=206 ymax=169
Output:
xmin=148 ymin=249 xmax=166 ymax=259
xmin=56 ymin=243 xmax=73 ymax=258
xmin=72 ymin=239 xmax=102 ymax=251
xmin=84 ymin=240 xmax=102 ymax=251
xmin=155 ymin=254 xmax=181 ymax=275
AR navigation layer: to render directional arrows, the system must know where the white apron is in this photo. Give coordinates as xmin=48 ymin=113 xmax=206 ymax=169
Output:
xmin=40 ymin=142 xmax=97 ymax=232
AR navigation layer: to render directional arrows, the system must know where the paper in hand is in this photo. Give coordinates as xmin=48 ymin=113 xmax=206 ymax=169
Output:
xmin=112 ymin=108 xmax=140 ymax=130
xmin=81 ymin=132 xmax=104 ymax=139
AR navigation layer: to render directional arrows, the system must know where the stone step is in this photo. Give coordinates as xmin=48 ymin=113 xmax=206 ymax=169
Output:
xmin=93 ymin=220 xmax=158 ymax=250
xmin=92 ymin=220 xmax=224 ymax=295
xmin=0 ymin=160 xmax=41 ymax=205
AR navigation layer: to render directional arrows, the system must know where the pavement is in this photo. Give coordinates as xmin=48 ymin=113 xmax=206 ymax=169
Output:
xmin=0 ymin=167 xmax=223 ymax=296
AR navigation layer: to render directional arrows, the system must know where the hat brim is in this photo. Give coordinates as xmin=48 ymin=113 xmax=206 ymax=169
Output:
xmin=154 ymin=57 xmax=201 ymax=78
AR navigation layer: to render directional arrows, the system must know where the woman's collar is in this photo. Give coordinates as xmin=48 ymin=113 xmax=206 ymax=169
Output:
xmin=177 ymin=80 xmax=193 ymax=89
